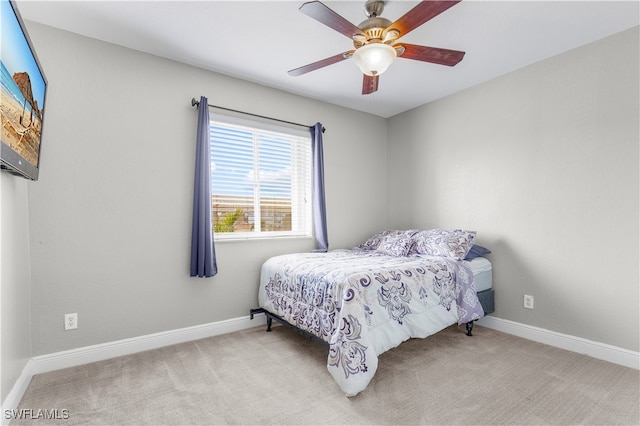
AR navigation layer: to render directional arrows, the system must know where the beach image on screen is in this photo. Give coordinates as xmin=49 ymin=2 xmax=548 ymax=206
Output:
xmin=1 ymin=0 xmax=47 ymax=168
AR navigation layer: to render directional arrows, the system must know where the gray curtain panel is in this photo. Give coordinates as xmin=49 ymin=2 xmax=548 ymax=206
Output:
xmin=311 ymin=122 xmax=328 ymax=252
xmin=190 ymin=96 xmax=218 ymax=277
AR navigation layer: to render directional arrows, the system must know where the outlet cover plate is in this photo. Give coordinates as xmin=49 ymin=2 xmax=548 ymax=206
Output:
xmin=524 ymin=295 xmax=534 ymax=310
xmin=64 ymin=313 xmax=78 ymax=330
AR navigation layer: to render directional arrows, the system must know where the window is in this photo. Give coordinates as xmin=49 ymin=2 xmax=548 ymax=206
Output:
xmin=209 ymin=114 xmax=312 ymax=240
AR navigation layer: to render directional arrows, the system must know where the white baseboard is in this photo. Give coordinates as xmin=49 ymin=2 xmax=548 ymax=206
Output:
xmin=1 ymin=313 xmax=266 ymax=424
xmin=29 ymin=313 xmax=266 ymax=375
xmin=477 ymin=316 xmax=640 ymax=370
xmin=1 ymin=361 xmax=36 ymax=426
xmin=4 ymin=313 xmax=637 ymax=424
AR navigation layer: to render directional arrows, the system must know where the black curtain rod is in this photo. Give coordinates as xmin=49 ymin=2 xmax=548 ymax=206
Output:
xmin=191 ymin=98 xmax=325 ymax=133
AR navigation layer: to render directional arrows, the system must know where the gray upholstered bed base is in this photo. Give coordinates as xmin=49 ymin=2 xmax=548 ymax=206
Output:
xmin=477 ymin=289 xmax=495 ymax=315
xmin=465 ymin=288 xmax=494 ymax=336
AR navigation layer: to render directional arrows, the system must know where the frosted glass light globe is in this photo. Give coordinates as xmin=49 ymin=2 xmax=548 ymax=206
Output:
xmin=353 ymin=43 xmax=397 ymax=76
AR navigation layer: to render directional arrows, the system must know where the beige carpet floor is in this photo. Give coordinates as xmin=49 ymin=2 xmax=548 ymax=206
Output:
xmin=14 ymin=324 xmax=640 ymax=425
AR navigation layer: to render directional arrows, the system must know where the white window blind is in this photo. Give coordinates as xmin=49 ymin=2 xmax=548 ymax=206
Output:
xmin=209 ymin=114 xmax=312 ymax=239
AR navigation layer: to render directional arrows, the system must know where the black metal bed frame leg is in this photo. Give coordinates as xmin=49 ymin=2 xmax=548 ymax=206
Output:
xmin=249 ymin=308 xmax=329 ymax=348
xmin=250 ymin=307 xmax=274 ymax=332
xmin=249 ymin=308 xmax=264 ymax=320
xmin=466 ymin=321 xmax=474 ymax=336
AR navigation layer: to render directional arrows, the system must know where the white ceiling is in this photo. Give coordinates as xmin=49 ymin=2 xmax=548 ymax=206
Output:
xmin=17 ymin=0 xmax=639 ymax=118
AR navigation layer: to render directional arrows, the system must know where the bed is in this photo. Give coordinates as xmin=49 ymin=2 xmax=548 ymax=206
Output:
xmin=250 ymin=229 xmax=493 ymax=396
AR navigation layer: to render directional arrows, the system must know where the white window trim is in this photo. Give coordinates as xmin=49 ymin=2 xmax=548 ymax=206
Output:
xmin=209 ymin=113 xmax=312 ymax=241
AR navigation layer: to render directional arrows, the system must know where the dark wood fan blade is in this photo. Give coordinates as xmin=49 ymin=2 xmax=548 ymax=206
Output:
xmin=300 ymin=1 xmax=365 ymax=39
xmin=288 ymin=51 xmax=353 ymax=76
xmin=398 ymin=43 xmax=465 ymax=66
xmin=386 ymin=1 xmax=461 ymax=38
xmin=362 ymin=74 xmax=379 ymax=95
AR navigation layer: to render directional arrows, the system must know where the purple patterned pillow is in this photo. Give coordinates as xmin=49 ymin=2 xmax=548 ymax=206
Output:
xmin=410 ymin=229 xmax=477 ymax=260
xmin=376 ymin=234 xmax=414 ymax=256
xmin=357 ymin=229 xmax=418 ymax=251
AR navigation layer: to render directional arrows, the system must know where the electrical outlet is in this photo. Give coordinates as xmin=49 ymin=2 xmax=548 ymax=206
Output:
xmin=64 ymin=313 xmax=78 ymax=330
xmin=523 ymin=295 xmax=534 ymax=310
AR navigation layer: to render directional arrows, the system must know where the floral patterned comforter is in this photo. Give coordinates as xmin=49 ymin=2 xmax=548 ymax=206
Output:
xmin=258 ymin=249 xmax=485 ymax=396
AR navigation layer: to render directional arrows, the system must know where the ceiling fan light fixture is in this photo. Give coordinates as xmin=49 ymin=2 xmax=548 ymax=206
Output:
xmin=353 ymin=43 xmax=397 ymax=76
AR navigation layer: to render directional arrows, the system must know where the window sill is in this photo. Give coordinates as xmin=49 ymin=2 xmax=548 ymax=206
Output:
xmin=214 ymin=234 xmax=314 ymax=243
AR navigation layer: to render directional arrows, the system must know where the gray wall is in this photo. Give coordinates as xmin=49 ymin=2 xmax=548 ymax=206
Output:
xmin=387 ymin=26 xmax=639 ymax=352
xmin=1 ymin=177 xmax=33 ymax=401
xmin=23 ymin=21 xmax=388 ymax=357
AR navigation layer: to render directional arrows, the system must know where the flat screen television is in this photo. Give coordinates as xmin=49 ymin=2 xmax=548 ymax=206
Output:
xmin=1 ymin=0 xmax=47 ymax=180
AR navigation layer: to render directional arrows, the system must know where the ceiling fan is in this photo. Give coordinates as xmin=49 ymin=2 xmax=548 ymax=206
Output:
xmin=288 ymin=0 xmax=466 ymax=95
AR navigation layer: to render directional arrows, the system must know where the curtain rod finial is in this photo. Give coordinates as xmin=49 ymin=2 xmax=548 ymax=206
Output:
xmin=191 ymin=98 xmax=199 ymax=107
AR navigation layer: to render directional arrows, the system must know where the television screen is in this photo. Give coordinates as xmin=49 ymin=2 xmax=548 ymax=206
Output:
xmin=1 ymin=0 xmax=47 ymax=180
